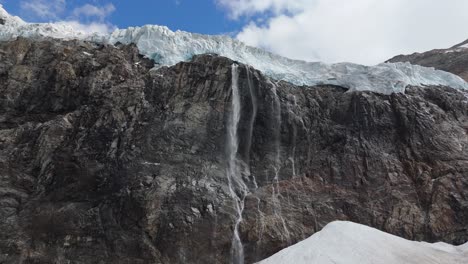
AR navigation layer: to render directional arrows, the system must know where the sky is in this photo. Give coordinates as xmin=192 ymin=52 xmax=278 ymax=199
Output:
xmin=1 ymin=0 xmax=468 ymax=65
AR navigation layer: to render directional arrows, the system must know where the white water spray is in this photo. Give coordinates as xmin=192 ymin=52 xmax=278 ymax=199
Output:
xmin=227 ymin=64 xmax=249 ymax=264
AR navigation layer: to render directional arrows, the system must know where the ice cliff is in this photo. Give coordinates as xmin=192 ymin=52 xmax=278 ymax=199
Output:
xmin=1 ymin=4 xmax=467 ymax=94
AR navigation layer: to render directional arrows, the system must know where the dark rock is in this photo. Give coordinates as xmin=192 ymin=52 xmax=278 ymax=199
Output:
xmin=1 ymin=38 xmax=468 ymax=264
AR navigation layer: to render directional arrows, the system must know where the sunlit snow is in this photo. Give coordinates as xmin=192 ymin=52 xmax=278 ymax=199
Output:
xmin=258 ymin=221 xmax=468 ymax=264
xmin=1 ymin=4 xmax=467 ymax=94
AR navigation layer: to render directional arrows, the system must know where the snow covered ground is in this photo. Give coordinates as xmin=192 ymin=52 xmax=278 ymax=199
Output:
xmin=258 ymin=221 xmax=468 ymax=264
xmin=1 ymin=5 xmax=468 ymax=94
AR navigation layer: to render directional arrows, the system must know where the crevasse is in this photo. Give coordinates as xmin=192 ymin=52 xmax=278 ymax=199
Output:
xmin=1 ymin=4 xmax=467 ymax=94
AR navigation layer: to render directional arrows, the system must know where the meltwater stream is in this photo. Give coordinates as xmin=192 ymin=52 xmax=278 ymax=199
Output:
xmin=226 ymin=66 xmax=292 ymax=263
xmin=227 ymin=64 xmax=249 ymax=264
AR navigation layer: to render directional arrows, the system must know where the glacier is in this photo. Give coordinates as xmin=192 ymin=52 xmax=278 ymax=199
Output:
xmin=258 ymin=221 xmax=468 ymax=264
xmin=0 ymin=6 xmax=105 ymax=42
xmin=1 ymin=4 xmax=467 ymax=94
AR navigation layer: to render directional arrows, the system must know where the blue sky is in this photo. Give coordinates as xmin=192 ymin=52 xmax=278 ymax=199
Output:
xmin=2 ymin=0 xmax=468 ymax=65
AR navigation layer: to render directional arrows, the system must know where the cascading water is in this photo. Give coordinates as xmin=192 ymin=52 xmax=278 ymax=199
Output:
xmin=245 ymin=66 xmax=267 ymax=255
xmin=287 ymin=95 xmax=298 ymax=178
xmin=226 ymin=65 xmax=291 ymax=262
xmin=268 ymin=80 xmax=291 ymax=243
xmin=227 ymin=64 xmax=249 ymax=264
xmin=245 ymin=66 xmax=259 ymax=188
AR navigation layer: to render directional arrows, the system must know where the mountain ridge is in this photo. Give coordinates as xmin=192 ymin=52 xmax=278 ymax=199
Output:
xmin=388 ymin=39 xmax=468 ymax=82
xmin=1 ymin=4 xmax=467 ymax=94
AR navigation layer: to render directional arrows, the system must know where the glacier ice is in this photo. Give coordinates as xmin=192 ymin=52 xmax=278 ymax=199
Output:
xmin=258 ymin=221 xmax=468 ymax=264
xmin=1 ymin=4 xmax=467 ymax=94
xmin=108 ymin=26 xmax=468 ymax=94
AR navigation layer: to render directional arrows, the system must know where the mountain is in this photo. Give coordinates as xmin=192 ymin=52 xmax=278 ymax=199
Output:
xmin=258 ymin=221 xmax=468 ymax=264
xmin=1 ymin=37 xmax=468 ymax=264
xmin=0 ymin=5 xmax=468 ymax=264
xmin=388 ymin=39 xmax=468 ymax=81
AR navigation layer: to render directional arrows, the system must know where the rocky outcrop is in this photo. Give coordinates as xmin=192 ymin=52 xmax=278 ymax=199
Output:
xmin=388 ymin=40 xmax=468 ymax=81
xmin=1 ymin=38 xmax=468 ymax=264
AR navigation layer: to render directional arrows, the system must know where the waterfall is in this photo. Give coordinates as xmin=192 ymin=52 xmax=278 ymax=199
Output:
xmin=245 ymin=66 xmax=259 ymax=188
xmin=245 ymin=66 xmax=267 ymax=258
xmin=227 ymin=64 xmax=248 ymax=264
xmin=287 ymin=95 xmax=298 ymax=178
xmin=226 ymin=66 xmax=289 ymax=263
xmin=269 ymin=80 xmax=291 ymax=243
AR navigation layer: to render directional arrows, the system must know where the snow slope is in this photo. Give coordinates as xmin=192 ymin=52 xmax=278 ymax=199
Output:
xmin=1 ymin=5 xmax=468 ymax=94
xmin=258 ymin=221 xmax=468 ymax=264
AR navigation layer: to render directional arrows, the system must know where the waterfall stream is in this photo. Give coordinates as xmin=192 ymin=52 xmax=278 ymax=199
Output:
xmin=226 ymin=65 xmax=289 ymax=263
xmin=269 ymin=80 xmax=291 ymax=243
xmin=245 ymin=66 xmax=259 ymax=188
xmin=287 ymin=95 xmax=298 ymax=178
xmin=245 ymin=66 xmax=266 ymax=256
xmin=227 ymin=64 xmax=248 ymax=264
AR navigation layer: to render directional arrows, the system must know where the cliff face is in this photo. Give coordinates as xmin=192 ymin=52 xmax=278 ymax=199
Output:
xmin=1 ymin=38 xmax=468 ymax=264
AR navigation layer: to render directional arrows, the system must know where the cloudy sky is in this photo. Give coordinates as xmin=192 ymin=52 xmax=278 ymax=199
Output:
xmin=2 ymin=0 xmax=468 ymax=65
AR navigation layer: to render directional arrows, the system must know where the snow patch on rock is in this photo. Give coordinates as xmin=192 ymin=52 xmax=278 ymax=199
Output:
xmin=258 ymin=221 xmax=468 ymax=264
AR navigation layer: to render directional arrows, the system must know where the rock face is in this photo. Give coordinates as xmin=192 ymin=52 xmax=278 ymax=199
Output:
xmin=1 ymin=38 xmax=468 ymax=264
xmin=388 ymin=39 xmax=468 ymax=82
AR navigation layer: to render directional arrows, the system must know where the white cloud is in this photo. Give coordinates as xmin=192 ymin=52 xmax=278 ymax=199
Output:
xmin=19 ymin=1 xmax=116 ymax=35
xmin=20 ymin=0 xmax=65 ymax=19
xmin=67 ymin=3 xmax=116 ymax=34
xmin=216 ymin=0 xmax=310 ymax=18
xmin=72 ymin=3 xmax=115 ymax=22
xmin=58 ymin=20 xmax=116 ymax=35
xmin=218 ymin=0 xmax=468 ymax=65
